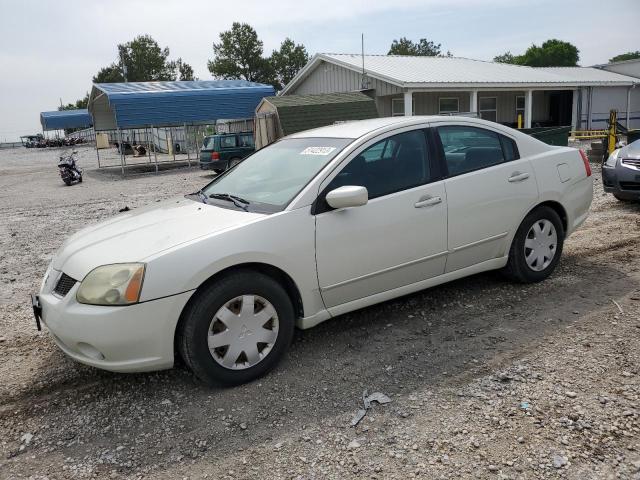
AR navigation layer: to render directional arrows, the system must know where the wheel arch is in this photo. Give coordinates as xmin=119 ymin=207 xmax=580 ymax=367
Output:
xmin=174 ymin=262 xmax=304 ymax=348
xmin=531 ymin=200 xmax=568 ymax=233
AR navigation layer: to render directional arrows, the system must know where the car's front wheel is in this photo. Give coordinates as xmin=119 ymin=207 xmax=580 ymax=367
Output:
xmin=502 ymin=206 xmax=564 ymax=283
xmin=177 ymin=270 xmax=295 ymax=386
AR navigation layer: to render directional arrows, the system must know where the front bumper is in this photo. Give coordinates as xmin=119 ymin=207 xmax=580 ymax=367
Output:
xmin=37 ymin=276 xmax=194 ymax=372
xmin=602 ymin=164 xmax=640 ymax=199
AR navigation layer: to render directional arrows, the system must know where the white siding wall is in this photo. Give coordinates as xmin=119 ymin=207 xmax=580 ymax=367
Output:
xmin=378 ymin=91 xmax=549 ymax=125
xmin=289 ymin=61 xmax=402 ymax=97
xmin=601 ymin=61 xmax=640 ymax=79
xmin=579 ymin=86 xmax=640 ymax=129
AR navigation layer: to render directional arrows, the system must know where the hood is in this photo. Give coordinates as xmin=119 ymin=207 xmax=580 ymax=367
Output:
xmin=619 ymin=140 xmax=640 ymax=160
xmin=53 ymin=197 xmax=265 ymax=280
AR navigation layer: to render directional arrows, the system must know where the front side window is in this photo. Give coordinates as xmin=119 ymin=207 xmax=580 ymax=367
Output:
xmin=220 ymin=136 xmax=237 ymax=149
xmin=327 ymin=130 xmax=430 ymax=199
xmin=438 ymin=125 xmax=505 ymax=176
xmin=439 ymin=97 xmax=459 ymax=114
xmin=479 ymin=97 xmax=498 ymax=122
xmin=202 ymin=137 xmax=351 ymax=212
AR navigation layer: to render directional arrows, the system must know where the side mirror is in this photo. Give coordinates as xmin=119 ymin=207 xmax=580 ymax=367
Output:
xmin=325 ymin=185 xmax=368 ymax=209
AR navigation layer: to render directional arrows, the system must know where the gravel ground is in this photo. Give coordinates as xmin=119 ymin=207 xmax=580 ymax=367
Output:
xmin=0 ymin=145 xmax=639 ymax=480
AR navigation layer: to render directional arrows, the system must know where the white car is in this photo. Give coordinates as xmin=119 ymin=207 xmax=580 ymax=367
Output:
xmin=32 ymin=116 xmax=593 ymax=385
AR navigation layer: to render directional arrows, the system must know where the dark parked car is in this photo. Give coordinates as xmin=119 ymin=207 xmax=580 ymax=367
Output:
xmin=603 ymin=139 xmax=640 ymax=202
xmin=199 ymin=132 xmax=255 ymax=173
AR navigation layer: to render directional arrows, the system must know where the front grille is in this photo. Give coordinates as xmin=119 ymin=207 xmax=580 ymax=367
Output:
xmin=622 ymin=158 xmax=640 ymax=168
xmin=53 ymin=273 xmax=77 ymax=297
xmin=619 ymin=182 xmax=640 ymax=191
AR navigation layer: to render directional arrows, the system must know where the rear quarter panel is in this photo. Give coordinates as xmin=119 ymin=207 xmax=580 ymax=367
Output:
xmin=528 ymin=146 xmax=593 ymax=236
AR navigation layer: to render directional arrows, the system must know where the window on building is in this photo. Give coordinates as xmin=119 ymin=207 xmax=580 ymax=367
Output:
xmin=515 ymin=95 xmax=525 ymax=124
xmin=327 ymin=130 xmax=430 ymax=199
xmin=479 ymin=97 xmax=498 ymax=122
xmin=391 ymin=97 xmax=415 ymax=117
xmin=439 ymin=97 xmax=459 ymax=114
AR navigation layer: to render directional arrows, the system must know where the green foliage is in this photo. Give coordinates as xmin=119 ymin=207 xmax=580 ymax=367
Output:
xmin=175 ymin=58 xmax=196 ymax=81
xmin=58 ymin=92 xmax=90 ymax=111
xmin=92 ymin=34 xmax=194 ymax=83
xmin=388 ymin=37 xmax=449 ymax=56
xmin=609 ymin=51 xmax=640 ymax=63
xmin=270 ymin=38 xmax=309 ymax=90
xmin=494 ymin=39 xmax=579 ymax=67
xmin=208 ymin=23 xmax=276 ymax=86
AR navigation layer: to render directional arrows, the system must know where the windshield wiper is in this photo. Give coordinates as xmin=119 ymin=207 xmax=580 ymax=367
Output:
xmin=209 ymin=193 xmax=250 ymax=211
xmin=193 ymin=189 xmax=208 ymax=204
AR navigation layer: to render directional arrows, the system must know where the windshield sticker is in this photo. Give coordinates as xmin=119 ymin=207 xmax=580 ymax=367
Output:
xmin=300 ymin=146 xmax=336 ymax=156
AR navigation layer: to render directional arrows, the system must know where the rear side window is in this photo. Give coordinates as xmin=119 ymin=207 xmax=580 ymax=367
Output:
xmin=220 ymin=136 xmax=237 ymax=149
xmin=238 ymin=134 xmax=254 ymax=147
xmin=437 ymin=126 xmax=518 ymax=177
xmin=500 ymin=136 xmax=519 ymax=161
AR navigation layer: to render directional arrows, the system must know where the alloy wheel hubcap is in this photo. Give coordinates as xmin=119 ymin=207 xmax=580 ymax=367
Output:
xmin=524 ymin=219 xmax=557 ymax=272
xmin=208 ymin=295 xmax=279 ymax=370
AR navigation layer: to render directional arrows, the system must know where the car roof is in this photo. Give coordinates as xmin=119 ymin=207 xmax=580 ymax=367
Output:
xmin=287 ymin=115 xmax=512 ymax=139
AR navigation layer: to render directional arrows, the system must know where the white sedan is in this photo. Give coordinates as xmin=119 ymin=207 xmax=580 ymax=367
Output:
xmin=33 ymin=117 xmax=593 ymax=385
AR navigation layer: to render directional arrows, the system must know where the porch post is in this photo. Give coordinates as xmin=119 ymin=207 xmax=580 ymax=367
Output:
xmin=470 ymin=90 xmax=478 ymax=115
xmin=571 ymin=89 xmax=579 ymax=130
xmin=403 ymin=91 xmax=413 ymax=117
xmin=627 ymin=87 xmax=632 ymax=128
xmin=525 ymin=90 xmax=533 ymax=128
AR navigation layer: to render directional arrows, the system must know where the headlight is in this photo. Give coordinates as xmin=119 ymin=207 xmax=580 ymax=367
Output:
xmin=605 ymin=149 xmax=620 ymax=168
xmin=76 ymin=264 xmax=145 ymax=306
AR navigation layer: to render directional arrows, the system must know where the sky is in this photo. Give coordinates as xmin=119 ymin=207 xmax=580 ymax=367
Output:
xmin=1 ymin=0 xmax=639 ymax=142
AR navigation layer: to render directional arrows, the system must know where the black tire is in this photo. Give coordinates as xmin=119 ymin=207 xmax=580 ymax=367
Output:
xmin=213 ymin=169 xmax=224 ymax=174
xmin=177 ymin=270 xmax=295 ymax=386
xmin=78 ymin=176 xmax=83 ymax=183
xmin=64 ymin=179 xmax=72 ymax=186
xmin=502 ymin=206 xmax=564 ymax=283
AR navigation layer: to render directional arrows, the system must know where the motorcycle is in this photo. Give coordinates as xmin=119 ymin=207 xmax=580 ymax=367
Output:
xmin=58 ymin=151 xmax=83 ymax=186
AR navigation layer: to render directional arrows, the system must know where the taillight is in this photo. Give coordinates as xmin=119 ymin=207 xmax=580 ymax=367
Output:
xmin=579 ymin=150 xmax=592 ymax=177
xmin=211 ymin=151 xmax=220 ymax=160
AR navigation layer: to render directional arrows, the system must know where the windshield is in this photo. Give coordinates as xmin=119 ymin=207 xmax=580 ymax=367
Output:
xmin=202 ymin=137 xmax=352 ymax=212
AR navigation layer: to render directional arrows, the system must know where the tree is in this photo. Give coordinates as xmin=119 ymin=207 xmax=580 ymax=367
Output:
xmin=493 ymin=51 xmax=516 ymax=64
xmin=58 ymin=92 xmax=90 ymax=111
xmin=494 ymin=39 xmax=579 ymax=67
xmin=609 ymin=51 xmax=640 ymax=63
xmin=388 ymin=37 xmax=449 ymax=56
xmin=175 ymin=58 xmax=196 ymax=80
xmin=92 ymin=34 xmax=194 ymax=83
xmin=208 ymin=23 xmax=275 ymax=86
xmin=270 ymin=38 xmax=309 ymax=90
xmin=93 ymin=64 xmax=125 ymax=83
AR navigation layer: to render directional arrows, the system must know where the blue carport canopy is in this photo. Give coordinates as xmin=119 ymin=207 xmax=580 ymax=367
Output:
xmin=40 ymin=109 xmax=93 ymax=131
xmin=88 ymin=80 xmax=275 ymax=131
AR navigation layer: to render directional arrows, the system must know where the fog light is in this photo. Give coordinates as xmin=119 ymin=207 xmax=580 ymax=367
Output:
xmin=76 ymin=342 xmax=105 ymax=361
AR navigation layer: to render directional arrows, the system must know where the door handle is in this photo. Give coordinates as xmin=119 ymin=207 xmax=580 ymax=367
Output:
xmin=508 ymin=172 xmax=530 ymax=183
xmin=414 ymin=195 xmax=442 ymax=208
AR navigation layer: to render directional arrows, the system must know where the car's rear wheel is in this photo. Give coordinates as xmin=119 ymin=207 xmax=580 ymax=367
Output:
xmin=613 ymin=193 xmax=636 ymax=202
xmin=213 ymin=168 xmax=224 ymax=174
xmin=502 ymin=206 xmax=564 ymax=283
xmin=177 ymin=270 xmax=295 ymax=386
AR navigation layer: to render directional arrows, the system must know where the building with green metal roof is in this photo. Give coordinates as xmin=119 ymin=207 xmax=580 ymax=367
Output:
xmin=254 ymin=91 xmax=378 ymax=148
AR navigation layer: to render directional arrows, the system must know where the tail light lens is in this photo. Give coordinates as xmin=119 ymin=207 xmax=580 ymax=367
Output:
xmin=211 ymin=151 xmax=220 ymax=160
xmin=579 ymin=150 xmax=592 ymax=177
